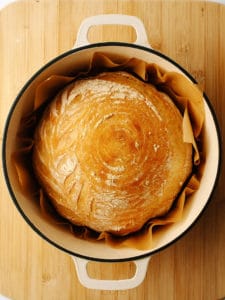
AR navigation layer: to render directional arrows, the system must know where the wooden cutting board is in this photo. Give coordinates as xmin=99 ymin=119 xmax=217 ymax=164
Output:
xmin=0 ymin=1 xmax=225 ymax=299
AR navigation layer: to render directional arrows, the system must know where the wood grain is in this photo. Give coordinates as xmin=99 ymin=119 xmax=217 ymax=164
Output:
xmin=0 ymin=1 xmax=225 ymax=299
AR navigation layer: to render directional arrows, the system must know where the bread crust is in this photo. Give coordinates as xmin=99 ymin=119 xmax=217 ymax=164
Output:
xmin=33 ymin=71 xmax=192 ymax=235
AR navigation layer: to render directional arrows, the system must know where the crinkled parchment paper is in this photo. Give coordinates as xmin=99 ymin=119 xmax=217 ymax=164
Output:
xmin=12 ymin=52 xmax=204 ymax=250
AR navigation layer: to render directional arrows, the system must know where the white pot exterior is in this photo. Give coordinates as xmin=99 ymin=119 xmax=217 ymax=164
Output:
xmin=3 ymin=42 xmax=220 ymax=262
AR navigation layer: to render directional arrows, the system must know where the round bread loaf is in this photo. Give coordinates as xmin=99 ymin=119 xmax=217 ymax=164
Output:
xmin=32 ymin=71 xmax=193 ymax=236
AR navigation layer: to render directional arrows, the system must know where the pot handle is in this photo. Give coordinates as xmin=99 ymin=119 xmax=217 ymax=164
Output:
xmin=71 ymin=255 xmax=151 ymax=290
xmin=73 ymin=14 xmax=152 ymax=48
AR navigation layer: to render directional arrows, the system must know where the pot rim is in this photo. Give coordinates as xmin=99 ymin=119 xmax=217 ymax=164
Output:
xmin=2 ymin=41 xmax=222 ymax=262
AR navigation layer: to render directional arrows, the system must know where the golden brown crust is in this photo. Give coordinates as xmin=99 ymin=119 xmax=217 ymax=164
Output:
xmin=32 ymin=71 xmax=193 ymax=236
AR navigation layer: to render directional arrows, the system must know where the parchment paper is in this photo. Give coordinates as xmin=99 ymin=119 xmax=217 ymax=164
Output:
xmin=13 ymin=52 xmax=205 ymax=250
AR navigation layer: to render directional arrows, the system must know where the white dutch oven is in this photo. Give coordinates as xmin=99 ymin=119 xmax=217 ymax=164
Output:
xmin=2 ymin=15 xmax=221 ymax=290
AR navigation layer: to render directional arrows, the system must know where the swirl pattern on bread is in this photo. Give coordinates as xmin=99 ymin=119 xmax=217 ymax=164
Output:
xmin=33 ymin=71 xmax=192 ymax=236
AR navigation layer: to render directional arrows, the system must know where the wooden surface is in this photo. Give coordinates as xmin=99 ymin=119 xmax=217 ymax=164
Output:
xmin=0 ymin=1 xmax=225 ymax=299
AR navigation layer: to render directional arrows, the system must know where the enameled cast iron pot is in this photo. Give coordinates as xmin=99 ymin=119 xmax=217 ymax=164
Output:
xmin=2 ymin=15 xmax=221 ymax=290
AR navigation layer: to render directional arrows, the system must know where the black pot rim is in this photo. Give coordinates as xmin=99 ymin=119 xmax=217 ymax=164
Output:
xmin=2 ymin=42 xmax=222 ymax=262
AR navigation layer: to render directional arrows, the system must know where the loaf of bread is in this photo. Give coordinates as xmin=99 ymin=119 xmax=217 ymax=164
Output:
xmin=32 ymin=71 xmax=193 ymax=236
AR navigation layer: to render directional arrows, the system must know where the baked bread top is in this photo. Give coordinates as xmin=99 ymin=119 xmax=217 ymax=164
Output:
xmin=32 ymin=71 xmax=193 ymax=236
